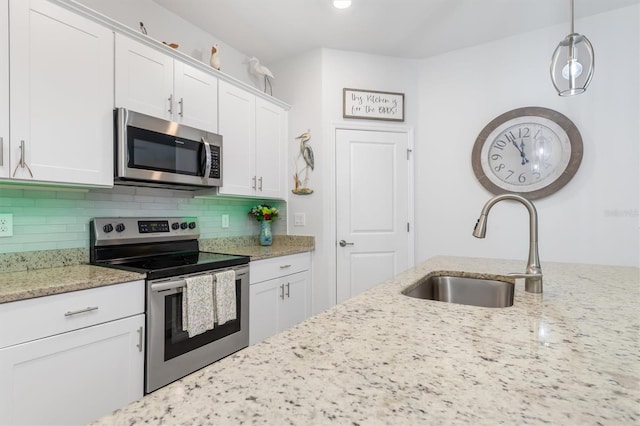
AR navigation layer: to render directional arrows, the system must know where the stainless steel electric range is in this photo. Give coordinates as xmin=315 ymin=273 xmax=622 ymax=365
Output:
xmin=90 ymin=217 xmax=249 ymax=393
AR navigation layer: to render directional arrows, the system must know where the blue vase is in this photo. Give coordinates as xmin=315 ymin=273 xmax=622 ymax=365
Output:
xmin=259 ymin=220 xmax=273 ymax=246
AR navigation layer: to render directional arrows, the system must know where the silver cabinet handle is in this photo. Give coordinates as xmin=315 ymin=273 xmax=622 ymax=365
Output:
xmin=339 ymin=240 xmax=354 ymax=247
xmin=0 ymin=137 xmax=3 ymax=166
xmin=136 ymin=326 xmax=144 ymax=352
xmin=279 ymin=284 xmax=285 ymax=300
xmin=64 ymin=306 xmax=99 ymax=317
xmin=279 ymin=264 xmax=292 ymax=269
xmin=252 ymin=176 xmax=257 ymax=190
xmin=258 ymin=176 xmax=263 ymax=191
xmin=178 ymin=97 xmax=184 ymax=117
xmin=12 ymin=140 xmax=33 ymax=178
xmin=286 ymin=282 xmax=290 ymax=298
xmin=168 ymin=94 xmax=173 ymax=114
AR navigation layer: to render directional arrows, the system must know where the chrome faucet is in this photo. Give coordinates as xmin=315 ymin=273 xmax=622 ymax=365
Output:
xmin=472 ymin=193 xmax=543 ymax=293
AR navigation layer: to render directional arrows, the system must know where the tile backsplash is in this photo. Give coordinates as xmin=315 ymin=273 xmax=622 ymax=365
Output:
xmin=0 ymin=186 xmax=286 ymax=254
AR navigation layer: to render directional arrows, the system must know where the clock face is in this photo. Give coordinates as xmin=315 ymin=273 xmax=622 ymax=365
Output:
xmin=472 ymin=107 xmax=583 ymax=199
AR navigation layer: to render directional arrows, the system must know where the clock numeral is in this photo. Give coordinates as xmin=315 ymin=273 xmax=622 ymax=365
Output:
xmin=519 ymin=127 xmax=530 ymax=138
xmin=491 ymin=154 xmax=502 ymax=161
xmin=518 ymin=173 xmax=526 ymax=183
xmin=505 ymin=132 xmax=517 ymax=144
xmin=493 ymin=140 xmax=507 ymax=150
xmin=494 ymin=163 xmax=505 ymax=172
xmin=533 ymin=171 xmax=541 ymax=179
xmin=505 ymin=170 xmax=514 ymax=179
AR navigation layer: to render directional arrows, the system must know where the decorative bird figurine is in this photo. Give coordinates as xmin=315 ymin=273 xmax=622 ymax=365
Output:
xmin=210 ymin=44 xmax=221 ymax=70
xmin=292 ymin=129 xmax=314 ymax=195
xmin=296 ymin=130 xmax=314 ymax=171
xmin=247 ymin=57 xmax=274 ymax=95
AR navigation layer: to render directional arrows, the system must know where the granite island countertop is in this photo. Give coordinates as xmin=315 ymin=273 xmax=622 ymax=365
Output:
xmin=92 ymin=256 xmax=640 ymax=425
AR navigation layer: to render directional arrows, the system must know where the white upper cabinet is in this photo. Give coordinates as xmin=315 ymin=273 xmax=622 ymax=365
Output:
xmin=115 ymin=34 xmax=218 ymax=133
xmin=0 ymin=0 xmax=8 ymax=179
xmin=6 ymin=0 xmax=114 ymax=186
xmin=255 ymin=97 xmax=287 ymax=198
xmin=218 ymin=80 xmax=256 ymax=197
xmin=218 ymin=80 xmax=287 ymax=199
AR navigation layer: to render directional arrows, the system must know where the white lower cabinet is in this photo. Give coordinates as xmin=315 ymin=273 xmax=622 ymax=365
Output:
xmin=249 ymin=253 xmax=312 ymax=345
xmin=0 ymin=281 xmax=145 ymax=426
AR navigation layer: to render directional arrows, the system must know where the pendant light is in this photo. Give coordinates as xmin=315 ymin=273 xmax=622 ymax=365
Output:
xmin=550 ymin=0 xmax=594 ymax=96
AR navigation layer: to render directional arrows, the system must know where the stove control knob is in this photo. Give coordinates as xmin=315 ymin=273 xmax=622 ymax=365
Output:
xmin=180 ymin=222 xmax=188 ymax=230
xmin=115 ymin=223 xmax=126 ymax=233
xmin=188 ymin=222 xmax=196 ymax=229
xmin=102 ymin=224 xmax=113 ymax=233
xmin=171 ymin=222 xmax=180 ymax=230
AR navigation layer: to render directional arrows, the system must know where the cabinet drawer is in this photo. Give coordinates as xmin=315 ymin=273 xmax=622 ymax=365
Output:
xmin=250 ymin=252 xmax=311 ymax=284
xmin=0 ymin=280 xmax=145 ymax=350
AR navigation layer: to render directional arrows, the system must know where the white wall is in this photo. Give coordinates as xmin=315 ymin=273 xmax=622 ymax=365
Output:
xmin=416 ymin=6 xmax=639 ymax=267
xmin=75 ymin=0 xmax=257 ymax=87
xmin=268 ymin=49 xmax=325 ymax=311
xmin=271 ymin=48 xmax=420 ymax=313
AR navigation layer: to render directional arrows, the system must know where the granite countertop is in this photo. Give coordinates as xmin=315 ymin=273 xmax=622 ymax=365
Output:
xmin=0 ymin=235 xmax=314 ymax=304
xmin=0 ymin=265 xmax=145 ymax=304
xmin=92 ymin=256 xmax=640 ymax=425
xmin=200 ymin=235 xmax=315 ymax=261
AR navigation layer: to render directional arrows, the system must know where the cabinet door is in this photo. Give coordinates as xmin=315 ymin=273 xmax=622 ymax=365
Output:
xmin=280 ymin=270 xmax=312 ymax=332
xmin=218 ymin=80 xmax=256 ymax=196
xmin=0 ymin=314 xmax=144 ymax=426
xmin=255 ymin=97 xmax=287 ymax=199
xmin=174 ymin=61 xmax=218 ymax=133
xmin=115 ymin=33 xmax=173 ymax=121
xmin=0 ymin=0 xmax=8 ymax=178
xmin=249 ymin=277 xmax=281 ymax=345
xmin=9 ymin=0 xmax=114 ymax=186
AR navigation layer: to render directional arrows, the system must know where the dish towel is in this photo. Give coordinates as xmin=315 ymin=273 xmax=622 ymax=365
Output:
xmin=214 ymin=270 xmax=236 ymax=325
xmin=182 ymin=274 xmax=215 ymax=338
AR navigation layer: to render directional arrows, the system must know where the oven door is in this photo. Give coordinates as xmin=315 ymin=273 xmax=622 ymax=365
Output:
xmin=146 ymin=265 xmax=248 ymax=393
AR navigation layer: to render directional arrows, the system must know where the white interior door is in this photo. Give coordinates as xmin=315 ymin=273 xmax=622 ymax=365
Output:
xmin=336 ymin=128 xmax=411 ymax=303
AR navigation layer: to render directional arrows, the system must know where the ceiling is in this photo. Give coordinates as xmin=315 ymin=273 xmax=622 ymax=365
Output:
xmin=154 ymin=0 xmax=639 ymax=64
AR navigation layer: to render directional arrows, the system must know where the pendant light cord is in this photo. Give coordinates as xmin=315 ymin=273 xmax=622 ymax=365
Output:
xmin=570 ymin=0 xmax=574 ymax=34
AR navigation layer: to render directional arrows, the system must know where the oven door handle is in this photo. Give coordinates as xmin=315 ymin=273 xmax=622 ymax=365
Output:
xmin=151 ymin=279 xmax=186 ymax=292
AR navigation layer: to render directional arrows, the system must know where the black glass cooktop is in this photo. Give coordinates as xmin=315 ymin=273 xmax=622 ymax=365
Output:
xmin=98 ymin=251 xmax=249 ymax=280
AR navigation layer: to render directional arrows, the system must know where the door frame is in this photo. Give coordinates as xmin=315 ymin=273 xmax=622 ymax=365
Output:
xmin=329 ymin=122 xmax=415 ymax=303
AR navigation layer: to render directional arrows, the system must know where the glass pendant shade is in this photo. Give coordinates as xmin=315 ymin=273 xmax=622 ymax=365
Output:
xmin=551 ymin=33 xmax=595 ymax=96
xmin=550 ymin=0 xmax=595 ymax=96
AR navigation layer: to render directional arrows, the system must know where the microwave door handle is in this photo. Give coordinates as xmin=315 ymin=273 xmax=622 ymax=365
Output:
xmin=201 ymin=137 xmax=212 ymax=180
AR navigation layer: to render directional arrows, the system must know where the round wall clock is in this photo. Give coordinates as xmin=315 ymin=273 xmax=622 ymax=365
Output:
xmin=471 ymin=106 xmax=583 ymax=200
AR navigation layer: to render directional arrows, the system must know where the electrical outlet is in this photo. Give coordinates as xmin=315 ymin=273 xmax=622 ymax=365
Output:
xmin=221 ymin=214 xmax=229 ymax=228
xmin=294 ymin=213 xmax=306 ymax=227
xmin=0 ymin=214 xmax=13 ymax=237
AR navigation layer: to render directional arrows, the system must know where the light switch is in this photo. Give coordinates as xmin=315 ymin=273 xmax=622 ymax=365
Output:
xmin=221 ymin=214 xmax=229 ymax=228
xmin=294 ymin=213 xmax=306 ymax=226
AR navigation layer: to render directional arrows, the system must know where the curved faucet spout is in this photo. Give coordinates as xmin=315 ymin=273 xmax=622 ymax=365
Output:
xmin=472 ymin=193 xmax=543 ymax=293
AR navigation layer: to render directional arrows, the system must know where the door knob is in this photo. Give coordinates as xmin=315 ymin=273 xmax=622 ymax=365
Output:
xmin=339 ymin=240 xmax=354 ymax=247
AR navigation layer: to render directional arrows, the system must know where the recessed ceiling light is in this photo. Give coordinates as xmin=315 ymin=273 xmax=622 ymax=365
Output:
xmin=333 ymin=0 xmax=352 ymax=9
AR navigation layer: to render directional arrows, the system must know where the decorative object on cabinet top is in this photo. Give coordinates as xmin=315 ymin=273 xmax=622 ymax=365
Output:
xmin=210 ymin=44 xmax=221 ymax=70
xmin=292 ymin=129 xmax=314 ymax=195
xmin=247 ymin=57 xmax=274 ymax=95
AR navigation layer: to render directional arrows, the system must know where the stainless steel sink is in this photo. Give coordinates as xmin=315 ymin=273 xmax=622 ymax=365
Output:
xmin=402 ymin=274 xmax=514 ymax=308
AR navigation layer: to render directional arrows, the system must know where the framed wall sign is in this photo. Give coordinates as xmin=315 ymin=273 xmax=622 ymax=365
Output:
xmin=343 ymin=88 xmax=404 ymax=122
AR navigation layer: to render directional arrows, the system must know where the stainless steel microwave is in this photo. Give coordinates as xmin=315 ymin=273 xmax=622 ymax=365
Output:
xmin=114 ymin=108 xmax=222 ymax=190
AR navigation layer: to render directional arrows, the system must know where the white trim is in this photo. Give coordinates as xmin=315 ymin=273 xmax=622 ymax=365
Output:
xmin=329 ymin=122 xmax=415 ymax=303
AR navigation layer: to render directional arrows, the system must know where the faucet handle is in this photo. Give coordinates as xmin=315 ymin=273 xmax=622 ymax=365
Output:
xmin=508 ymin=272 xmax=543 ymax=294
